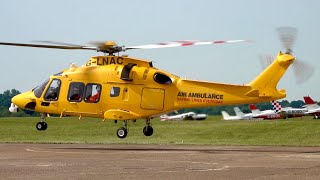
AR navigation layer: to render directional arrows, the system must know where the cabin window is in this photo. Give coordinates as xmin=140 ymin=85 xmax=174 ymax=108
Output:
xmin=84 ymin=84 xmax=102 ymax=103
xmin=44 ymin=79 xmax=61 ymax=101
xmin=68 ymin=82 xmax=85 ymax=102
xmin=110 ymin=87 xmax=120 ymax=97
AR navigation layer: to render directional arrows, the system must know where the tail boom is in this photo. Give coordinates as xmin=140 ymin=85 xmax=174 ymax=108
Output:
xmin=173 ymin=52 xmax=294 ymax=109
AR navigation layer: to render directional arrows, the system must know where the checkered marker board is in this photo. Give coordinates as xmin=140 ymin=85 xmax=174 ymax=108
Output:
xmin=271 ymin=101 xmax=282 ymax=113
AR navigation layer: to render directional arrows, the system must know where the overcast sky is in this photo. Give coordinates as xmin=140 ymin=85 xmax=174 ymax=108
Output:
xmin=1 ymin=0 xmax=319 ymax=101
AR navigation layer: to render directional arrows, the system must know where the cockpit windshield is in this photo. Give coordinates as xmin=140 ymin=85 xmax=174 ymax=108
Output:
xmin=53 ymin=71 xmax=63 ymax=76
xmin=33 ymin=79 xmax=49 ymax=98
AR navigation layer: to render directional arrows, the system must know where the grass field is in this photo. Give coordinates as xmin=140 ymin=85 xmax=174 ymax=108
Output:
xmin=0 ymin=116 xmax=320 ymax=146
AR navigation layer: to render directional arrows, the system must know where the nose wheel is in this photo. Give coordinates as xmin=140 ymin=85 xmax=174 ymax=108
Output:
xmin=117 ymin=120 xmax=128 ymax=138
xmin=36 ymin=122 xmax=48 ymax=131
xmin=36 ymin=113 xmax=48 ymax=131
xmin=117 ymin=127 xmax=128 ymax=138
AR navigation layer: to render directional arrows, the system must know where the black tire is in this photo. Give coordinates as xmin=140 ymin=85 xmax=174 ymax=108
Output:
xmin=36 ymin=122 xmax=43 ymax=131
xmin=42 ymin=122 xmax=48 ymax=130
xmin=117 ymin=127 xmax=128 ymax=138
xmin=143 ymin=126 xmax=153 ymax=136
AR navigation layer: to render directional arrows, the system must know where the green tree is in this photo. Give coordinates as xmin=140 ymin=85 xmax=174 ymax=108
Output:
xmin=0 ymin=89 xmax=21 ymax=107
xmin=290 ymin=100 xmax=305 ymax=108
xmin=0 ymin=89 xmax=34 ymax=117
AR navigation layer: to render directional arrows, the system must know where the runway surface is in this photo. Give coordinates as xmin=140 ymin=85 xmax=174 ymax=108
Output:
xmin=1 ymin=144 xmax=320 ymax=180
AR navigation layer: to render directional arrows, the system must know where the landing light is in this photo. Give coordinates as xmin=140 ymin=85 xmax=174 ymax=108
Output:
xmin=9 ymin=103 xmax=19 ymax=113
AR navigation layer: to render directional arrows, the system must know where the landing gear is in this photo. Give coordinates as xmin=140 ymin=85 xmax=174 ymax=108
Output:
xmin=36 ymin=113 xmax=48 ymax=131
xmin=143 ymin=118 xmax=153 ymax=136
xmin=115 ymin=119 xmax=154 ymax=138
xmin=36 ymin=122 xmax=48 ymax=131
xmin=117 ymin=120 xmax=128 ymax=138
xmin=117 ymin=127 xmax=128 ymax=138
xmin=143 ymin=126 xmax=153 ymax=136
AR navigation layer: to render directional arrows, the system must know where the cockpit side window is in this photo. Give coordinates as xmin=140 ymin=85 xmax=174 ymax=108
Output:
xmin=33 ymin=79 xmax=49 ymax=98
xmin=68 ymin=82 xmax=85 ymax=102
xmin=44 ymin=79 xmax=61 ymax=101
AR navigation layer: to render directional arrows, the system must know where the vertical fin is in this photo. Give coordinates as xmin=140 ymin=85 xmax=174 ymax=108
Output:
xmin=303 ymin=96 xmax=320 ymax=110
xmin=304 ymin=96 xmax=316 ymax=105
xmin=247 ymin=52 xmax=294 ymax=98
xmin=249 ymin=104 xmax=261 ymax=115
xmin=221 ymin=111 xmax=230 ymax=120
xmin=234 ymin=107 xmax=245 ymax=117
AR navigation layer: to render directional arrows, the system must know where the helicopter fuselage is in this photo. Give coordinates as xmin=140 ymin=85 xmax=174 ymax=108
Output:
xmin=12 ymin=53 xmax=293 ymax=121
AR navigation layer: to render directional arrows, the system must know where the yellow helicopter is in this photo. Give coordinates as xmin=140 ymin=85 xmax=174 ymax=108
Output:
xmin=1 ymin=27 xmax=309 ymax=138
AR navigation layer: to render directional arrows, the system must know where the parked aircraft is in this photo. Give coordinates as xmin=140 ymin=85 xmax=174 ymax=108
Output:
xmin=221 ymin=107 xmax=253 ymax=120
xmin=223 ymin=100 xmax=307 ymax=121
xmin=160 ymin=112 xmax=207 ymax=121
xmin=278 ymin=104 xmax=307 ymax=119
xmin=249 ymin=103 xmax=283 ymax=120
xmin=303 ymin=96 xmax=320 ymax=119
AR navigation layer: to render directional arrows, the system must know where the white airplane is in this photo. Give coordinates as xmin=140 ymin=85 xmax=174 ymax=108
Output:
xmin=249 ymin=103 xmax=283 ymax=120
xmin=303 ymin=96 xmax=320 ymax=119
xmin=160 ymin=112 xmax=207 ymax=121
xmin=280 ymin=106 xmax=307 ymax=119
xmin=251 ymin=101 xmax=307 ymax=120
xmin=221 ymin=107 xmax=253 ymax=120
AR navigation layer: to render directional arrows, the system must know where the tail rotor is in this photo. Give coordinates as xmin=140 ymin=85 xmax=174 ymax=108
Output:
xmin=260 ymin=26 xmax=314 ymax=84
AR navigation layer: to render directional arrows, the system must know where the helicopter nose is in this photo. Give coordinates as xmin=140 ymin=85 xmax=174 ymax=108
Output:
xmin=11 ymin=91 xmax=36 ymax=111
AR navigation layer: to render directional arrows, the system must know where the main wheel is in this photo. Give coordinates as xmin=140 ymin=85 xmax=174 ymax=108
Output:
xmin=42 ymin=122 xmax=48 ymax=130
xmin=143 ymin=126 xmax=153 ymax=136
xmin=117 ymin=127 xmax=128 ymax=138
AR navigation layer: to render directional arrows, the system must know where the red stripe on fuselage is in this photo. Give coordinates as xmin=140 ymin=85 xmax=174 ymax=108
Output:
xmin=254 ymin=114 xmax=283 ymax=120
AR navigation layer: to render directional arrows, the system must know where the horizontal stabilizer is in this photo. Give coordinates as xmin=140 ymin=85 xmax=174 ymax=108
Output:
xmin=245 ymin=89 xmax=260 ymax=97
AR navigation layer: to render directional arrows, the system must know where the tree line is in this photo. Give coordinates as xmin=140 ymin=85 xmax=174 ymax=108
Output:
xmin=0 ymin=89 xmax=313 ymax=117
xmin=0 ymin=89 xmax=35 ymax=117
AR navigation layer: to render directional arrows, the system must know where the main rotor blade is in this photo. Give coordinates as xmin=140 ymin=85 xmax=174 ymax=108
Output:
xmin=0 ymin=39 xmax=251 ymax=53
xmin=125 ymin=40 xmax=251 ymax=50
xmin=0 ymin=42 xmax=97 ymax=50
xmin=33 ymin=40 xmax=85 ymax=47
